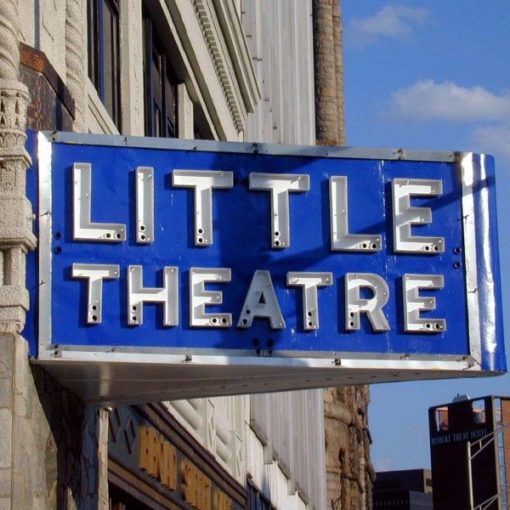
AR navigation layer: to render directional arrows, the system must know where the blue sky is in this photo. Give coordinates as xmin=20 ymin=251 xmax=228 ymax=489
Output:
xmin=342 ymin=1 xmax=510 ymax=471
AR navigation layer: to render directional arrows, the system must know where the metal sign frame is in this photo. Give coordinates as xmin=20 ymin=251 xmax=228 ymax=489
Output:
xmin=27 ymin=131 xmax=505 ymax=403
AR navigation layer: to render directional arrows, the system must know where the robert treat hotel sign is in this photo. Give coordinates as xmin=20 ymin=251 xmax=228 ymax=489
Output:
xmin=25 ymin=132 xmax=506 ymax=403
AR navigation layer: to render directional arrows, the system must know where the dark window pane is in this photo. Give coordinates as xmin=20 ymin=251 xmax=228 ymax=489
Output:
xmin=102 ymin=3 xmax=114 ymax=115
xmin=248 ymin=479 xmax=276 ymax=510
xmin=164 ymin=68 xmax=176 ymax=136
xmin=109 ymin=484 xmax=152 ymax=510
xmin=87 ymin=0 xmax=121 ymax=129
xmin=143 ymin=8 xmax=178 ymax=138
xmin=87 ymin=0 xmax=98 ymax=85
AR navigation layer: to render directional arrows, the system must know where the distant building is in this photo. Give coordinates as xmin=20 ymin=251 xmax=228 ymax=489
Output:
xmin=373 ymin=469 xmax=433 ymax=509
xmin=429 ymin=395 xmax=510 ymax=510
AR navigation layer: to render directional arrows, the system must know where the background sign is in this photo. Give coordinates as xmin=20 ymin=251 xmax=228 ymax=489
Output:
xmin=26 ymin=132 xmax=506 ymax=403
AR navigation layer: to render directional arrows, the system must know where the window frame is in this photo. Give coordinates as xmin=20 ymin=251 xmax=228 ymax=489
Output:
xmin=143 ymin=10 xmax=178 ymax=138
xmin=87 ymin=0 xmax=122 ymax=129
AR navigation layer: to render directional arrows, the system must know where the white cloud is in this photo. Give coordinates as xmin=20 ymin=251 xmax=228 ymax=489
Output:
xmin=390 ymin=80 xmax=510 ymax=122
xmin=387 ymin=80 xmax=510 ymax=163
xmin=348 ymin=5 xmax=429 ymax=46
xmin=473 ymin=125 xmax=510 ymax=158
xmin=373 ymin=457 xmax=395 ymax=472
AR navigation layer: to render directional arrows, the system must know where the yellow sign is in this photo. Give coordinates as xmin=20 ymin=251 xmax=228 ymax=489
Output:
xmin=139 ymin=425 xmax=233 ymax=509
xmin=139 ymin=426 xmax=177 ymax=490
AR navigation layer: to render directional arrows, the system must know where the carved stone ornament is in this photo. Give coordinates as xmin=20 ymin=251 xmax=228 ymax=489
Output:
xmin=0 ymin=80 xmax=30 ymax=151
xmin=0 ymin=79 xmax=35 ymax=248
xmin=0 ymin=79 xmax=36 ymax=332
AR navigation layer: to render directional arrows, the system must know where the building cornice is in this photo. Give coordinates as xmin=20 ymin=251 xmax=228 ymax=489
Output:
xmin=192 ymin=0 xmax=259 ymax=134
xmin=211 ymin=0 xmax=260 ymax=113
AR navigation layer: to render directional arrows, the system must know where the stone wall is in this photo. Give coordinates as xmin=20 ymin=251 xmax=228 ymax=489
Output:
xmin=324 ymin=386 xmax=374 ymax=509
xmin=0 ymin=333 xmax=107 ymax=509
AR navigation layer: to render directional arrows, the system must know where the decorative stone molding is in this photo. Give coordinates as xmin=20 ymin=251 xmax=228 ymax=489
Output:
xmin=0 ymin=81 xmax=35 ymax=247
xmin=212 ymin=0 xmax=259 ymax=113
xmin=192 ymin=0 xmax=247 ymax=133
xmin=65 ymin=0 xmax=86 ymax=131
xmin=232 ymin=432 xmax=243 ymax=479
xmin=0 ymin=79 xmax=36 ymax=333
xmin=0 ymin=80 xmax=30 ymax=151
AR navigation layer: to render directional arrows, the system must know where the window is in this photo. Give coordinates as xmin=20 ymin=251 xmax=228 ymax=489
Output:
xmin=143 ymin=11 xmax=178 ymax=138
xmin=108 ymin=485 xmax=151 ymax=510
xmin=193 ymin=107 xmax=214 ymax=140
xmin=248 ymin=478 xmax=276 ymax=510
xmin=471 ymin=399 xmax=487 ymax=425
xmin=87 ymin=0 xmax=121 ymax=128
xmin=435 ymin=406 xmax=449 ymax=431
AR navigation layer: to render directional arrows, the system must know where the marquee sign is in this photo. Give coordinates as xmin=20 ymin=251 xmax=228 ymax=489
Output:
xmin=26 ymin=132 xmax=506 ymax=403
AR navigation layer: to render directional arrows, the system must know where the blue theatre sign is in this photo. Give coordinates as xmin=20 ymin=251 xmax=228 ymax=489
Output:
xmin=26 ymin=132 xmax=506 ymax=403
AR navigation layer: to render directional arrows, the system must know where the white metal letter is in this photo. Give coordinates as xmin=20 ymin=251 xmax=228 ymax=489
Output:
xmin=392 ymin=178 xmax=444 ymax=253
xmin=403 ymin=274 xmax=446 ymax=333
xmin=345 ymin=273 xmax=390 ymax=332
xmin=249 ymin=173 xmax=310 ymax=249
xmin=127 ymin=266 xmax=179 ymax=326
xmin=73 ymin=162 xmax=126 ymax=241
xmin=172 ymin=170 xmax=233 ymax=246
xmin=189 ymin=267 xmax=232 ymax=327
xmin=72 ymin=263 xmax=120 ymax=324
xmin=237 ymin=270 xmax=286 ymax=329
xmin=136 ymin=167 xmax=154 ymax=243
xmin=330 ymin=176 xmax=382 ymax=252
xmin=287 ymin=272 xmax=333 ymax=330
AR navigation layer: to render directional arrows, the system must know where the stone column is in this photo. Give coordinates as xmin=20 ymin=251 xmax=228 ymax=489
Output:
xmin=333 ymin=1 xmax=345 ymax=145
xmin=0 ymin=1 xmax=37 ymax=508
xmin=312 ymin=0 xmax=374 ymax=508
xmin=65 ymin=0 xmax=86 ymax=131
xmin=0 ymin=0 xmax=37 ymax=332
xmin=313 ymin=0 xmax=345 ymax=146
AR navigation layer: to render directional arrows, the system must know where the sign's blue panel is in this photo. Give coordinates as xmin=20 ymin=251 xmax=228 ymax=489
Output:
xmin=26 ymin=132 xmax=506 ymax=374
